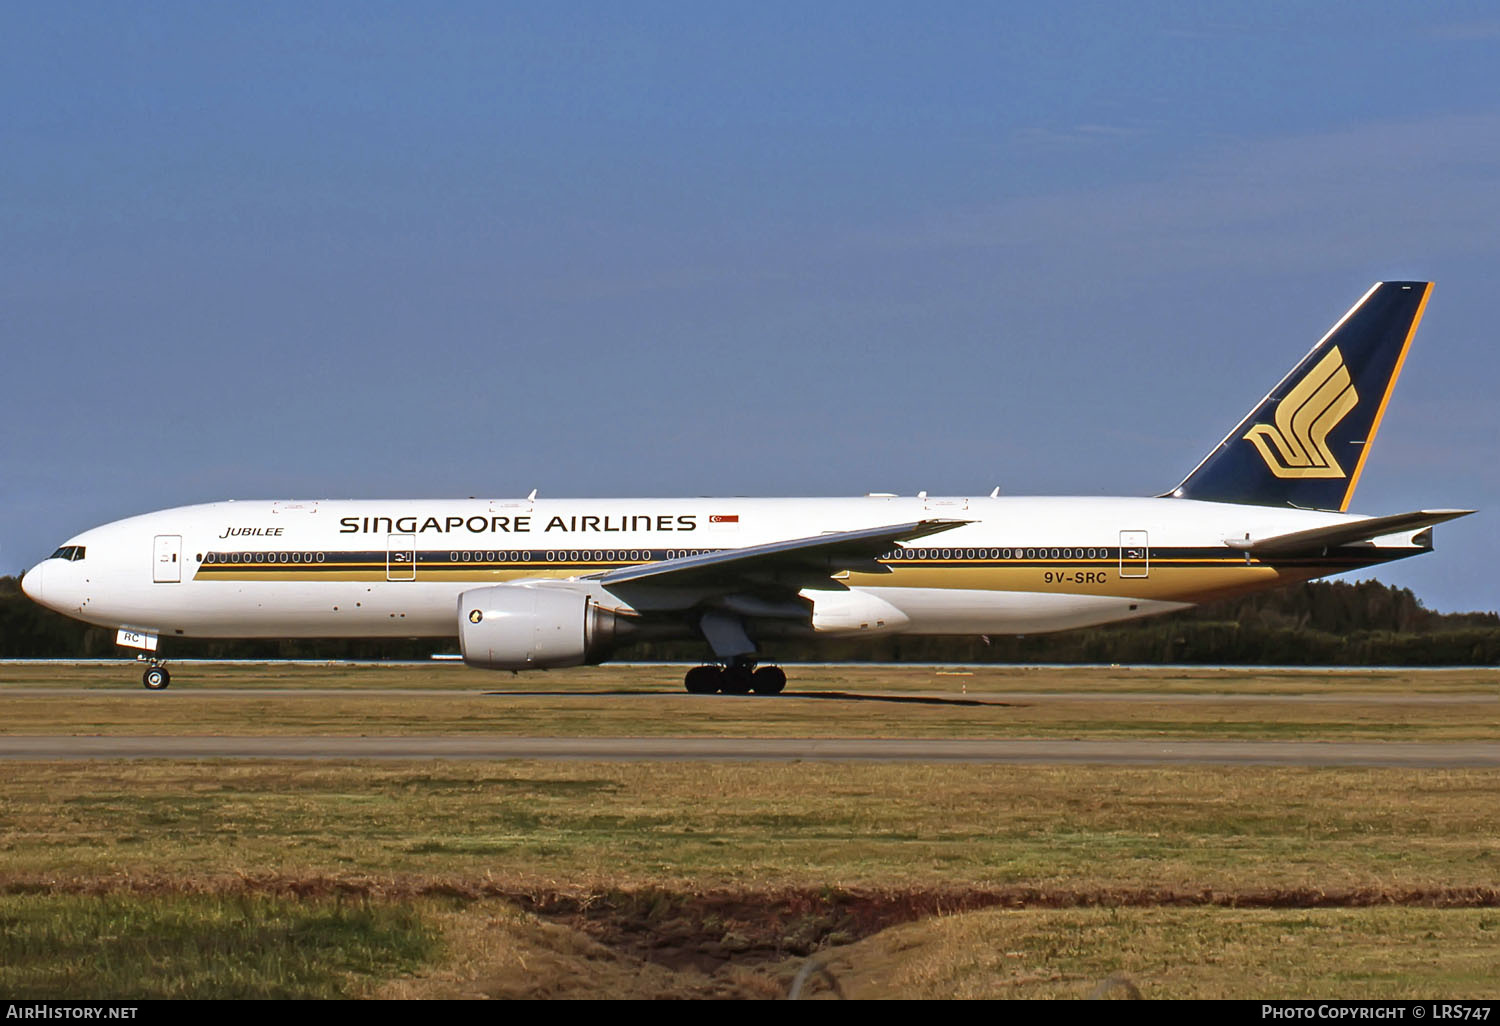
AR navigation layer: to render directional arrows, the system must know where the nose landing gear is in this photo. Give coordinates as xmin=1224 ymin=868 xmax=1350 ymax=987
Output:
xmin=139 ymin=657 xmax=170 ymax=690
xmin=118 ymin=630 xmax=169 ymax=689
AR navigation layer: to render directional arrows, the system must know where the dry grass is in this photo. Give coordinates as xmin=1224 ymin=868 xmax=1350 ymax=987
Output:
xmin=3 ymin=761 xmax=1498 ymax=892
xmin=3 ymin=662 xmax=1497 ymax=740
xmin=4 ymin=661 xmax=1497 ymax=998
xmin=812 ymin=906 xmax=1500 ymax=999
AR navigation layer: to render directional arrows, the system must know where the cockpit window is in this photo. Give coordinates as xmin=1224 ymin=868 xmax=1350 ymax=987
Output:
xmin=49 ymin=546 xmax=86 ymax=562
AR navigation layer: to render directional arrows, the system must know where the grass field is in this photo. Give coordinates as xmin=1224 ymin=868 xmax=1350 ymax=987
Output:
xmin=6 ymin=761 xmax=1500 ymax=891
xmin=0 ymin=894 xmax=436 ymax=999
xmin=1 ymin=662 xmax=1497 ymax=998
xmin=4 ymin=661 xmax=1499 ymax=740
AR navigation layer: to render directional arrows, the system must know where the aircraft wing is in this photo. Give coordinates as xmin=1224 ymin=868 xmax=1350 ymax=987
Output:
xmin=1223 ymin=509 xmax=1474 ymax=557
xmin=589 ymin=519 xmax=970 ymax=590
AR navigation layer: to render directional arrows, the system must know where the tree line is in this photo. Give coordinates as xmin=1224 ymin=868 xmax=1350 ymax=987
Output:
xmin=2 ymin=574 xmax=1496 ymax=665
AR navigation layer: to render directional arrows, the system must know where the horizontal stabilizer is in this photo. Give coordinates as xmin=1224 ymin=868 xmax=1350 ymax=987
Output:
xmin=1223 ymin=509 xmax=1474 ymax=557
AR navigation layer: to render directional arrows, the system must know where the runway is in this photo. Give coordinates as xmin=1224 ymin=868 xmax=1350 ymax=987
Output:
xmin=4 ymin=687 xmax=1496 ymax=706
xmin=4 ymin=734 xmax=1499 ymax=767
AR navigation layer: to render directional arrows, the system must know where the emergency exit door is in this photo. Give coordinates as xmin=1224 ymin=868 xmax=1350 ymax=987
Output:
xmin=153 ymin=535 xmax=182 ymax=583
xmin=1119 ymin=530 xmax=1150 ymax=578
xmin=387 ymin=533 xmax=417 ymax=581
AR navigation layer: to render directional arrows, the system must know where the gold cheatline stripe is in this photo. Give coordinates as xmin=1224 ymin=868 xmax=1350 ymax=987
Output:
xmin=197 ymin=554 xmax=1402 ymax=573
xmin=1340 ymin=282 xmax=1432 ymax=511
xmin=192 ymin=560 xmax=1388 ymax=585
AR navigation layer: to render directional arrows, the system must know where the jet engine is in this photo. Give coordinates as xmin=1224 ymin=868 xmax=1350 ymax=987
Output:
xmin=458 ymin=582 xmax=627 ymax=670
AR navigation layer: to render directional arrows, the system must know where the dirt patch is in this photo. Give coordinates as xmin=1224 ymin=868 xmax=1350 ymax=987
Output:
xmin=508 ymin=886 xmax=1500 ymax=972
xmin=6 ymin=874 xmax=1499 ymax=976
xmin=513 ymin=889 xmax=911 ymax=971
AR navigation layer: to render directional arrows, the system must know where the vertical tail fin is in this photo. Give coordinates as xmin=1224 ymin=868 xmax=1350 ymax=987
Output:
xmin=1170 ymin=281 xmax=1432 ymax=511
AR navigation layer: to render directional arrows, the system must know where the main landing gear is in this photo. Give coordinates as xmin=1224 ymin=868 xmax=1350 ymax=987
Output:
xmin=683 ymin=661 xmax=787 ymax=695
xmin=140 ymin=657 xmax=171 ymax=690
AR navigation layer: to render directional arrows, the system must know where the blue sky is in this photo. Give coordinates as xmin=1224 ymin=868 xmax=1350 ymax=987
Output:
xmin=3 ymin=2 xmax=1498 ymax=611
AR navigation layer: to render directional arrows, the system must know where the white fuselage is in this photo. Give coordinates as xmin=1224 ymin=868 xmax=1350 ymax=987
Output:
xmin=21 ymin=495 xmax=1421 ymax=644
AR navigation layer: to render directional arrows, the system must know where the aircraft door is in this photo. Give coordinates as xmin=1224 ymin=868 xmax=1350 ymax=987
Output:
xmin=1119 ymin=530 xmax=1149 ymax=578
xmin=387 ymin=533 xmax=417 ymax=581
xmin=153 ymin=535 xmax=182 ymax=583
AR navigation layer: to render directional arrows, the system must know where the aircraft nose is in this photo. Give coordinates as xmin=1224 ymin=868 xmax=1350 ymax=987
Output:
xmin=21 ymin=563 xmax=46 ymax=605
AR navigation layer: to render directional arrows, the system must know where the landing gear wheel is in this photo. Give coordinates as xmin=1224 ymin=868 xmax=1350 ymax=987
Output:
xmin=751 ymin=665 xmax=786 ymax=695
xmin=142 ymin=666 xmax=170 ymax=690
xmin=684 ymin=665 xmax=722 ymax=694
xmin=721 ymin=666 xmax=754 ymax=695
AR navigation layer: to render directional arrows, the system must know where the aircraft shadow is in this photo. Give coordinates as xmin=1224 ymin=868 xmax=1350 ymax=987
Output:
xmin=483 ymin=689 xmax=1010 ymax=708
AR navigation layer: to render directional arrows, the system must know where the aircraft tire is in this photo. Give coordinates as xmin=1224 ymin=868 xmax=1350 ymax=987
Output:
xmin=721 ymin=666 xmax=754 ymax=695
xmin=684 ymin=666 xmax=721 ymax=694
xmin=142 ymin=667 xmax=170 ymax=690
xmin=750 ymin=665 xmax=786 ymax=695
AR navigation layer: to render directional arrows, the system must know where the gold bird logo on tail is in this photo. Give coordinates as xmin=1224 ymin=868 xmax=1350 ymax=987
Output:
xmin=1243 ymin=346 xmax=1358 ymax=479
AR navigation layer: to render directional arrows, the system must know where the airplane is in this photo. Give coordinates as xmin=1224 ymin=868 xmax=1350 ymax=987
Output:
xmin=21 ymin=281 xmax=1472 ymax=694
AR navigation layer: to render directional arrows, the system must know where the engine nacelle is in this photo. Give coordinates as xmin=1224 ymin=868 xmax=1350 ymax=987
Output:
xmin=458 ymin=582 xmax=625 ymax=670
xmin=802 ymin=588 xmax=911 ymax=636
